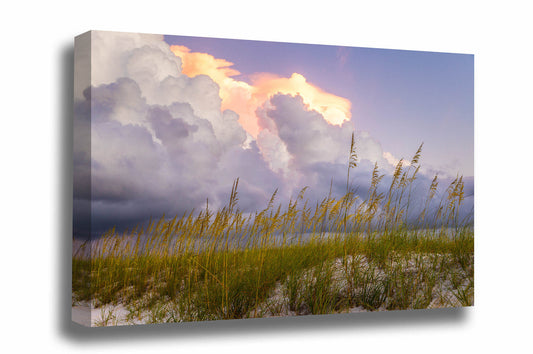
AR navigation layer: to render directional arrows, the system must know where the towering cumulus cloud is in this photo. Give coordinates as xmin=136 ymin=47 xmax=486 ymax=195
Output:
xmin=170 ymin=45 xmax=352 ymax=137
xmin=74 ymin=32 xmax=472 ymax=237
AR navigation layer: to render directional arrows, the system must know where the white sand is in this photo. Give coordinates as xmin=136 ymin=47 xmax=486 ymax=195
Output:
xmin=72 ymin=254 xmax=470 ymax=326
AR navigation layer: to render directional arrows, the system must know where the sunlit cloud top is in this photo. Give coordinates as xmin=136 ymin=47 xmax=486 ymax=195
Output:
xmin=170 ymin=45 xmax=351 ymax=137
xmin=73 ymin=31 xmax=473 ymax=238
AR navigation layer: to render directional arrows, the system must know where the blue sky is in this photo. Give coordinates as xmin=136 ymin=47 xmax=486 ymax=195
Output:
xmin=165 ymin=35 xmax=474 ymax=176
xmin=73 ymin=31 xmax=474 ymax=237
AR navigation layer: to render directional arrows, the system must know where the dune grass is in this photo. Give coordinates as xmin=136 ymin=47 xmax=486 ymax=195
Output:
xmin=72 ymin=134 xmax=474 ymax=325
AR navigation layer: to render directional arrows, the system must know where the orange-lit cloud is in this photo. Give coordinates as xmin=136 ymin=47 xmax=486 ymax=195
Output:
xmin=170 ymin=45 xmax=352 ymax=137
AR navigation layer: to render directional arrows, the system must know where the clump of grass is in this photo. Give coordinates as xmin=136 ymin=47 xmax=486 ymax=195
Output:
xmin=94 ymin=306 xmax=119 ymax=327
xmin=72 ymin=133 xmax=474 ymax=326
xmin=351 ymin=263 xmax=388 ymax=311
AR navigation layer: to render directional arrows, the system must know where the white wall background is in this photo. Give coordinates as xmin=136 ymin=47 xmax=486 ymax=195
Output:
xmin=1 ymin=0 xmax=531 ymax=352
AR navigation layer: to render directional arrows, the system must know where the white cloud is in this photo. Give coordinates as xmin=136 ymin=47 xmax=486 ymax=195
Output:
xmin=90 ymin=31 xmax=180 ymax=90
xmin=74 ymin=31 xmax=473 ymax=235
xmin=74 ymin=33 xmax=282 ymax=233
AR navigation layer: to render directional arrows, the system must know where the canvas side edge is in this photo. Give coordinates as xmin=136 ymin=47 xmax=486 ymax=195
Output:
xmin=72 ymin=31 xmax=93 ymax=327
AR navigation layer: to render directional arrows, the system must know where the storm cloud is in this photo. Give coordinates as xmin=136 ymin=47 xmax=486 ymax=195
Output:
xmin=73 ymin=31 xmax=473 ymax=238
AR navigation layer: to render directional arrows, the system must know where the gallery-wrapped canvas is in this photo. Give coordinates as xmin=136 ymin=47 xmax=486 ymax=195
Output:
xmin=72 ymin=30 xmax=474 ymax=327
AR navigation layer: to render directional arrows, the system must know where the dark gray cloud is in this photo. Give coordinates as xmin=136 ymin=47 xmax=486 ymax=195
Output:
xmin=255 ymin=94 xmax=473 ymax=226
xmin=73 ymin=32 xmax=473 ymax=238
xmin=74 ymin=76 xmax=282 ymax=236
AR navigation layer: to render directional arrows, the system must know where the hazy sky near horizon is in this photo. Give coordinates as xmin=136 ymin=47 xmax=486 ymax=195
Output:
xmin=73 ymin=31 xmax=474 ymax=237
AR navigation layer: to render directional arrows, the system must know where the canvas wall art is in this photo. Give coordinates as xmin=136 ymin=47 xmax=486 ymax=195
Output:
xmin=72 ymin=30 xmax=474 ymax=327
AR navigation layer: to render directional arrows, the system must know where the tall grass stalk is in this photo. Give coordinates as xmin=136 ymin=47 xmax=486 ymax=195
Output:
xmin=73 ymin=134 xmax=473 ymax=325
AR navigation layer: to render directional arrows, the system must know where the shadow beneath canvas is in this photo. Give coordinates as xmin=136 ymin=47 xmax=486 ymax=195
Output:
xmin=64 ymin=306 xmax=468 ymax=342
